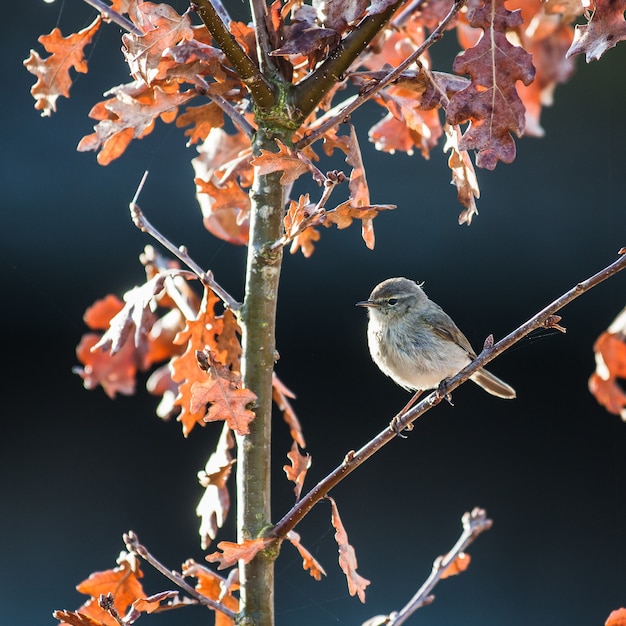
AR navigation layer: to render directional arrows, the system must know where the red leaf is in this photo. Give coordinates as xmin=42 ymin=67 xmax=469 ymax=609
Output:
xmin=589 ymin=329 xmax=626 ymax=418
xmin=446 ymin=0 xmax=536 ymax=169
xmin=24 ymin=17 xmax=101 ymax=116
xmin=328 ymin=496 xmax=370 ymax=602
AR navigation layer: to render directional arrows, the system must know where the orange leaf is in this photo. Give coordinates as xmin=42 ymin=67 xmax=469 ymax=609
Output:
xmin=440 ymin=552 xmax=471 ymax=579
xmin=83 ymin=295 xmax=125 ymax=330
xmin=206 ymin=538 xmax=273 ymax=570
xmin=286 ymin=530 xmax=327 ymax=581
xmin=53 ymin=610 xmax=108 ymax=626
xmin=283 ymin=441 xmax=311 ymax=500
xmin=250 ymin=139 xmax=310 ymax=186
xmin=606 ymin=608 xmax=626 ymax=626
xmin=128 ymin=591 xmax=179 ymax=617
xmin=446 ymin=0 xmax=536 ymax=169
xmin=197 ymin=423 xmax=236 ymax=548
xmin=589 ymin=329 xmax=626 ymax=418
xmin=77 ymin=82 xmax=195 ymax=165
xmin=272 ymin=373 xmax=305 ymax=448
xmin=328 ymin=496 xmax=370 ymax=602
xmin=122 ymin=2 xmax=194 ymax=85
xmin=171 ymin=287 xmax=225 ymax=436
xmin=24 ymin=17 xmax=101 ymax=116
xmin=182 ymin=559 xmax=239 ymax=625
xmin=176 ymin=102 xmax=224 ymax=145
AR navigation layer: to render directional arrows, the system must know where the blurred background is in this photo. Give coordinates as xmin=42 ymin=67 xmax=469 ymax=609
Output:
xmin=3 ymin=1 xmax=626 ymax=625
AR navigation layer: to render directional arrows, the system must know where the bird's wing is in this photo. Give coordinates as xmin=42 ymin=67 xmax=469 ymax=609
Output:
xmin=424 ymin=305 xmax=477 ymax=358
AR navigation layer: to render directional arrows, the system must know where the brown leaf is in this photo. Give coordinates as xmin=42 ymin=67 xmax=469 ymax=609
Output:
xmin=83 ymin=295 xmax=125 ymax=330
xmin=90 ymin=275 xmax=167 ymax=356
xmin=272 ymin=373 xmax=305 ymax=447
xmin=589 ymin=329 xmax=626 ymax=418
xmin=250 ymin=139 xmax=311 ymax=186
xmin=182 ymin=559 xmax=238 ymax=625
xmin=283 ymin=441 xmax=311 ymax=500
xmin=440 ymin=552 xmax=471 ymax=578
xmin=125 ymin=591 xmax=179 ymax=623
xmin=206 ymin=538 xmax=273 ymax=570
xmin=123 ymin=3 xmax=194 ymax=85
xmin=77 ymin=82 xmax=195 ymax=165
xmin=286 ymin=530 xmax=327 ymax=581
xmin=197 ymin=423 xmax=236 ymax=549
xmin=567 ymin=0 xmax=626 ymax=61
xmin=75 ymin=333 xmax=138 ymax=399
xmin=24 ymin=17 xmax=101 ymax=116
xmin=53 ymin=610 xmax=108 ymax=626
xmin=176 ymin=102 xmax=224 ymax=145
xmin=443 ymin=123 xmax=480 ymax=225
xmin=192 ymin=128 xmax=253 ymax=245
xmin=190 ymin=354 xmax=257 ymax=435
xmin=328 ymin=496 xmax=370 ymax=602
xmin=606 ymin=608 xmax=626 ymax=626
xmin=446 ymin=0 xmax=536 ymax=169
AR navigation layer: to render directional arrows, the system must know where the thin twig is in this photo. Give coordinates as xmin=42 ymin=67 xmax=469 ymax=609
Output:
xmin=211 ymin=92 xmax=256 ymax=137
xmin=83 ymin=0 xmax=143 ymax=35
xmin=250 ymin=0 xmax=278 ymax=75
xmin=386 ymin=508 xmax=492 ymax=626
xmin=272 ymin=249 xmax=626 ymax=539
xmin=295 ymin=0 xmax=466 ymax=151
xmin=129 ymin=172 xmax=241 ymax=311
xmin=124 ymin=531 xmax=237 ymax=619
xmin=269 ymin=171 xmax=347 ymax=251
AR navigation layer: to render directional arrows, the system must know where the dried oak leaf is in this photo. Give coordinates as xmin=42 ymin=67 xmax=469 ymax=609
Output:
xmin=193 ymin=128 xmax=252 ymax=245
xmin=197 ymin=423 xmax=236 ymax=549
xmin=171 ymin=287 xmax=224 ymax=436
xmin=589 ymin=328 xmax=626 ymax=419
xmin=273 ymin=372 xmax=305 ymax=447
xmin=53 ymin=610 xmax=107 ymax=626
xmin=314 ymin=0 xmax=369 ymax=32
xmin=176 ymin=102 xmax=224 ymax=145
xmin=182 ymin=559 xmax=239 ymax=625
xmin=123 ymin=2 xmax=194 ymax=85
xmin=190 ymin=354 xmax=256 ymax=436
xmin=206 ymin=538 xmax=274 ymax=570
xmin=443 ymin=123 xmax=480 ymax=225
xmin=124 ymin=591 xmax=180 ymax=624
xmin=567 ymin=0 xmax=626 ymax=60
xmin=24 ymin=17 xmax=101 ymax=117
xmin=283 ymin=441 xmax=312 ymax=500
xmin=55 ymin=555 xmax=145 ymax=626
xmin=440 ymin=552 xmax=471 ymax=578
xmin=78 ymin=81 xmax=195 ymax=165
xmin=328 ymin=496 xmax=370 ymax=603
xmin=607 ymin=608 xmax=626 ymax=626
xmin=446 ymin=0 xmax=536 ymax=170
xmin=286 ymin=530 xmax=327 ymax=581
xmin=250 ymin=139 xmax=311 ymax=186
xmin=91 ymin=274 xmax=167 ymax=356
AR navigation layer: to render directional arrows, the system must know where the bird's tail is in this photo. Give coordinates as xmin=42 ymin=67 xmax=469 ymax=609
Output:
xmin=471 ymin=368 xmax=516 ymax=399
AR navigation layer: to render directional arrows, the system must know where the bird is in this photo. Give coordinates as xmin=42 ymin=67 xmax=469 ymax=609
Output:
xmin=357 ymin=277 xmax=516 ymax=401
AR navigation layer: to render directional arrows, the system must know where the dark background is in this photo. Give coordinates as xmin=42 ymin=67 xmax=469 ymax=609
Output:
xmin=3 ymin=1 xmax=626 ymax=625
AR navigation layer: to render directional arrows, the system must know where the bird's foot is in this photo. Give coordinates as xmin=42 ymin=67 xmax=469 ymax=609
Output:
xmin=434 ymin=380 xmax=454 ymax=406
xmin=390 ymin=414 xmax=414 ymax=438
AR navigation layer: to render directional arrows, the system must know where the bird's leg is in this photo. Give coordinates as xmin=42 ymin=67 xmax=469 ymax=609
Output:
xmin=390 ymin=390 xmax=423 ymax=437
xmin=434 ymin=379 xmax=454 ymax=406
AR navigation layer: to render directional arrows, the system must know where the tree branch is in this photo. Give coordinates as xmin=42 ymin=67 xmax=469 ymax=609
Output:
xmin=272 ymin=249 xmax=626 ymax=539
xmin=193 ymin=0 xmax=276 ymax=108
xmin=123 ymin=531 xmax=236 ymax=619
xmin=386 ymin=508 xmax=492 ymax=626
xmin=290 ymin=0 xmax=404 ymax=123
xmin=296 ymin=0 xmax=465 ymax=151
xmin=129 ymin=172 xmax=241 ymax=311
xmin=82 ymin=0 xmax=142 ymax=35
xmin=250 ymin=0 xmax=278 ymax=75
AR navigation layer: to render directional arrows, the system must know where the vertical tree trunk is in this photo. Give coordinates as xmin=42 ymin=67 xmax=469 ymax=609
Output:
xmin=237 ymin=126 xmax=287 ymax=625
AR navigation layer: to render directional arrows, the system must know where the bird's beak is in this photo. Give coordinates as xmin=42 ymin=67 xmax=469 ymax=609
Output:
xmin=356 ymin=300 xmax=377 ymax=308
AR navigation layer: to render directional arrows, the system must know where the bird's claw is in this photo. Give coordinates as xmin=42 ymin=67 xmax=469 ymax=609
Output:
xmin=390 ymin=415 xmax=414 ymax=438
xmin=434 ymin=380 xmax=454 ymax=406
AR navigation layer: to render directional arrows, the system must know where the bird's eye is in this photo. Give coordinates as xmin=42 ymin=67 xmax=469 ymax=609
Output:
xmin=387 ymin=298 xmax=398 ymax=305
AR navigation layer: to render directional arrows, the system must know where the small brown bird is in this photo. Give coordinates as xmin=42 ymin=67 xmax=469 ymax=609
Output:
xmin=357 ymin=277 xmax=515 ymax=399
